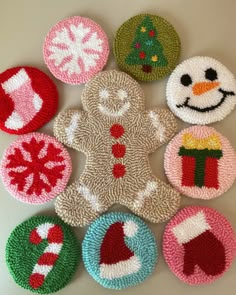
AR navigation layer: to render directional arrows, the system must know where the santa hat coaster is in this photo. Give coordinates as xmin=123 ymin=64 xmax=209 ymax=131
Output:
xmin=113 ymin=14 xmax=181 ymax=81
xmin=5 ymin=215 xmax=80 ymax=294
xmin=0 ymin=133 xmax=72 ymax=204
xmin=82 ymin=212 xmax=157 ymax=289
xmin=43 ymin=16 xmax=109 ymax=85
xmin=164 ymin=125 xmax=236 ymax=199
xmin=163 ymin=206 xmax=236 ymax=285
xmin=0 ymin=66 xmax=58 ymax=134
xmin=166 ymin=56 xmax=236 ymax=124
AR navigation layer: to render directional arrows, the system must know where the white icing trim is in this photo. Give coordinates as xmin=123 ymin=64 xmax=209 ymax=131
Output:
xmin=65 ymin=113 xmax=80 ymax=144
xmin=77 ymin=184 xmax=103 ymax=212
xmin=149 ymin=111 xmax=165 ymax=143
xmin=2 ymin=68 xmax=29 ymax=93
xmin=133 ymin=181 xmax=157 ymax=209
xmin=5 ymin=111 xmax=24 ymax=130
xmin=98 ymin=101 xmax=130 ymax=117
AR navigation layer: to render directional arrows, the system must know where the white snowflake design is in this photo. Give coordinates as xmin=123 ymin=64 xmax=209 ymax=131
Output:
xmin=48 ymin=23 xmax=104 ymax=75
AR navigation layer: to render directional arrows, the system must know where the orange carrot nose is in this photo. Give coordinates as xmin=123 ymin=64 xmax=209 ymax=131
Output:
xmin=192 ymin=81 xmax=220 ymax=96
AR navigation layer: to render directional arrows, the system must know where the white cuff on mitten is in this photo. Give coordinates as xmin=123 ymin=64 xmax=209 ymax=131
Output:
xmin=172 ymin=211 xmax=211 ymax=244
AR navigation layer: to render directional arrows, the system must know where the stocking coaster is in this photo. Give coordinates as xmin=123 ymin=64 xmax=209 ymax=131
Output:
xmin=0 ymin=133 xmax=72 ymax=204
xmin=54 ymin=70 xmax=180 ymax=227
xmin=82 ymin=212 xmax=157 ymax=289
xmin=164 ymin=125 xmax=236 ymax=199
xmin=163 ymin=206 xmax=236 ymax=285
xmin=0 ymin=66 xmax=58 ymax=134
xmin=43 ymin=16 xmax=109 ymax=85
xmin=6 ymin=215 xmax=80 ymax=294
xmin=166 ymin=56 xmax=236 ymax=124
xmin=113 ymin=14 xmax=181 ymax=81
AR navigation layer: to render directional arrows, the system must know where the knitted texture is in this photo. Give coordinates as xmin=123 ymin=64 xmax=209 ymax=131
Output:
xmin=43 ymin=16 xmax=109 ymax=85
xmin=54 ymin=70 xmax=180 ymax=227
xmin=164 ymin=126 xmax=236 ymax=199
xmin=166 ymin=56 xmax=236 ymax=124
xmin=0 ymin=133 xmax=72 ymax=204
xmin=163 ymin=206 xmax=236 ymax=285
xmin=82 ymin=212 xmax=157 ymax=289
xmin=114 ymin=14 xmax=180 ymax=81
xmin=0 ymin=66 xmax=58 ymax=134
xmin=5 ymin=215 xmax=81 ymax=294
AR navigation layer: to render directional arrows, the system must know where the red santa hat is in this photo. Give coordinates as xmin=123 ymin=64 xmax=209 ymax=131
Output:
xmin=99 ymin=220 xmax=141 ymax=280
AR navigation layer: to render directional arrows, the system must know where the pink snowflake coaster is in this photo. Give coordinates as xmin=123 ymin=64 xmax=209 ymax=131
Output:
xmin=0 ymin=133 xmax=72 ymax=204
xmin=163 ymin=206 xmax=236 ymax=285
xmin=43 ymin=16 xmax=109 ymax=85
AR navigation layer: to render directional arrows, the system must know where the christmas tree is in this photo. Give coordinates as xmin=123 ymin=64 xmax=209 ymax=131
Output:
xmin=126 ymin=16 xmax=168 ymax=73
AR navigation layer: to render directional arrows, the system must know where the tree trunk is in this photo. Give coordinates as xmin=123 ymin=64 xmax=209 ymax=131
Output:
xmin=142 ymin=65 xmax=152 ymax=73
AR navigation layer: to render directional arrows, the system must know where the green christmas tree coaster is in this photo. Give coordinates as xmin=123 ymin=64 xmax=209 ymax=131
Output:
xmin=114 ymin=14 xmax=181 ymax=81
xmin=5 ymin=215 xmax=81 ymax=294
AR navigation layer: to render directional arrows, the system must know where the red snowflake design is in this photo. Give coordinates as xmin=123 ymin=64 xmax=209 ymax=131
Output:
xmin=6 ymin=137 xmax=66 ymax=196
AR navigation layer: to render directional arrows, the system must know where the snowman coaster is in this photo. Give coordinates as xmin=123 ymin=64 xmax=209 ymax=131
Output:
xmin=0 ymin=133 xmax=72 ymax=204
xmin=6 ymin=215 xmax=80 ymax=294
xmin=163 ymin=206 xmax=236 ymax=285
xmin=113 ymin=14 xmax=181 ymax=81
xmin=166 ymin=56 xmax=236 ymax=124
xmin=0 ymin=66 xmax=58 ymax=134
xmin=164 ymin=125 xmax=236 ymax=199
xmin=82 ymin=212 xmax=157 ymax=289
xmin=43 ymin=16 xmax=109 ymax=85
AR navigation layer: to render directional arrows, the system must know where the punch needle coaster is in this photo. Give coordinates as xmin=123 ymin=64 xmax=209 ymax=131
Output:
xmin=163 ymin=206 xmax=236 ymax=285
xmin=0 ymin=133 xmax=72 ymax=204
xmin=82 ymin=212 xmax=157 ymax=289
xmin=54 ymin=70 xmax=180 ymax=227
xmin=43 ymin=16 xmax=109 ymax=84
xmin=166 ymin=56 xmax=236 ymax=124
xmin=114 ymin=14 xmax=181 ymax=81
xmin=164 ymin=125 xmax=236 ymax=199
xmin=0 ymin=66 xmax=58 ymax=134
xmin=6 ymin=215 xmax=80 ymax=294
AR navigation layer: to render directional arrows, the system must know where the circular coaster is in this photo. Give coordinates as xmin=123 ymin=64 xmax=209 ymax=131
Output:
xmin=0 ymin=133 xmax=72 ymax=204
xmin=0 ymin=66 xmax=58 ymax=135
xmin=164 ymin=126 xmax=236 ymax=199
xmin=114 ymin=14 xmax=181 ymax=81
xmin=82 ymin=212 xmax=157 ymax=289
xmin=163 ymin=206 xmax=236 ymax=285
xmin=166 ymin=56 xmax=236 ymax=124
xmin=43 ymin=16 xmax=109 ymax=85
xmin=6 ymin=215 xmax=80 ymax=294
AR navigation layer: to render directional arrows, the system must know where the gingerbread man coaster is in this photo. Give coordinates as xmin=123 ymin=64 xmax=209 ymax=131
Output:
xmin=54 ymin=70 xmax=180 ymax=227
xmin=164 ymin=125 xmax=236 ymax=199
xmin=166 ymin=56 xmax=236 ymax=124
xmin=5 ymin=215 xmax=81 ymax=293
xmin=163 ymin=206 xmax=236 ymax=285
xmin=82 ymin=212 xmax=157 ymax=289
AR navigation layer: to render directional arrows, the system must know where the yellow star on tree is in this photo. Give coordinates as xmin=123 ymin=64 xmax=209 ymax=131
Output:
xmin=151 ymin=55 xmax=158 ymax=62
xmin=140 ymin=26 xmax=146 ymax=32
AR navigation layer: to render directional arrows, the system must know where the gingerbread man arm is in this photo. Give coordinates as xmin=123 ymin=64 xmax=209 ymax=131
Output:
xmin=142 ymin=108 xmax=177 ymax=152
xmin=53 ymin=109 xmax=91 ymax=151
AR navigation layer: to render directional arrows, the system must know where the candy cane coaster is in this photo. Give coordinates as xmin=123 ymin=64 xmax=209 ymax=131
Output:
xmin=0 ymin=133 xmax=72 ymax=204
xmin=6 ymin=216 xmax=80 ymax=294
xmin=163 ymin=206 xmax=236 ymax=285
xmin=0 ymin=66 xmax=58 ymax=135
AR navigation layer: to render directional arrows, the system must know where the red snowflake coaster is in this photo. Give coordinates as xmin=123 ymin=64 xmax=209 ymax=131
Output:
xmin=0 ymin=133 xmax=72 ymax=204
xmin=43 ymin=16 xmax=109 ymax=85
xmin=0 ymin=66 xmax=58 ymax=135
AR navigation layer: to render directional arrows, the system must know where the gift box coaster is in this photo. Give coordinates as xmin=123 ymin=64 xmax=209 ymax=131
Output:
xmin=166 ymin=56 xmax=236 ymax=124
xmin=163 ymin=206 xmax=236 ymax=285
xmin=54 ymin=70 xmax=180 ymax=227
xmin=5 ymin=215 xmax=81 ymax=294
xmin=43 ymin=16 xmax=109 ymax=85
xmin=0 ymin=133 xmax=72 ymax=204
xmin=0 ymin=66 xmax=58 ymax=134
xmin=164 ymin=125 xmax=236 ymax=199
xmin=82 ymin=212 xmax=157 ymax=289
xmin=113 ymin=14 xmax=181 ymax=81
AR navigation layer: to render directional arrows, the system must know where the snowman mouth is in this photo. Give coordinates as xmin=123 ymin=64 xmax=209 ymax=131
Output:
xmin=176 ymin=88 xmax=235 ymax=113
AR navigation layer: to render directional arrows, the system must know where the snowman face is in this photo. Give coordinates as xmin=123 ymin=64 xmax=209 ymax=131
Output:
xmin=166 ymin=56 xmax=236 ymax=124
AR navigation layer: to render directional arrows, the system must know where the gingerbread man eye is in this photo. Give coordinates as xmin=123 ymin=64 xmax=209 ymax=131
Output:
xmin=99 ymin=89 xmax=109 ymax=100
xmin=117 ymin=89 xmax=128 ymax=100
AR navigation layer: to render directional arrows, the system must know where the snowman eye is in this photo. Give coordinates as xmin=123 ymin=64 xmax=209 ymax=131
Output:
xmin=180 ymin=74 xmax=192 ymax=87
xmin=205 ymin=68 xmax=218 ymax=81
xmin=99 ymin=89 xmax=109 ymax=100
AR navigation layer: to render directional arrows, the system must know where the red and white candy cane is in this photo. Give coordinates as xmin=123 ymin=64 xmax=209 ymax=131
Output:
xmin=29 ymin=223 xmax=64 ymax=289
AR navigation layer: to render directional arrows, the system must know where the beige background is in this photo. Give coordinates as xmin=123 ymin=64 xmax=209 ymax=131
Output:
xmin=0 ymin=0 xmax=236 ymax=294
